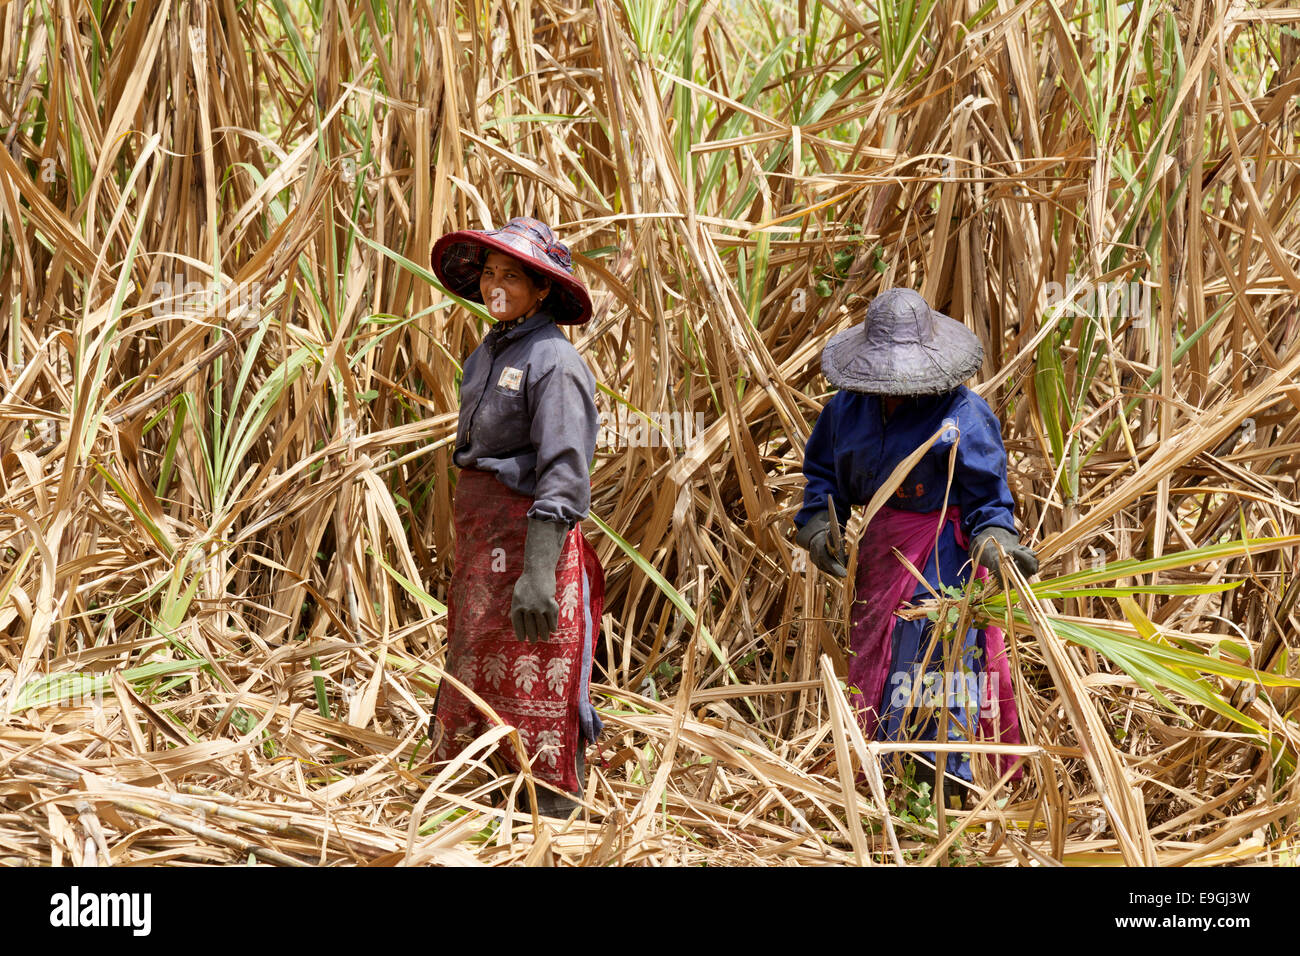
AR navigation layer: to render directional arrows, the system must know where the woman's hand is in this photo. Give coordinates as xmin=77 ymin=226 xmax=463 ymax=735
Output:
xmin=510 ymin=517 xmax=568 ymax=641
xmin=969 ymin=526 xmax=1038 ymax=580
xmin=794 ymin=510 xmax=848 ymax=579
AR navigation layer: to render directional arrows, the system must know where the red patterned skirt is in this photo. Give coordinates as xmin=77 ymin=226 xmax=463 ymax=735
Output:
xmin=431 ymin=467 xmax=605 ymax=793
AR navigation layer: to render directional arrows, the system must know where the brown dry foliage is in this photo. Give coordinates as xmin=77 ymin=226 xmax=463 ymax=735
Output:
xmin=1 ymin=0 xmax=1299 ymax=865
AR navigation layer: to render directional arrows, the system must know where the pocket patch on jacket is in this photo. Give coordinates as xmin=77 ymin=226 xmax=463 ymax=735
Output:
xmin=497 ymin=367 xmax=523 ymax=391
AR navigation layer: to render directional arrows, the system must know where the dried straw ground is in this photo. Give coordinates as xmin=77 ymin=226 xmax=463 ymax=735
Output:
xmin=2 ymin=0 xmax=1300 ymax=866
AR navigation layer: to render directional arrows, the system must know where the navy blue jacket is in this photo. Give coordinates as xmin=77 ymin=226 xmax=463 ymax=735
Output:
xmin=453 ymin=310 xmax=598 ymax=527
xmin=794 ymin=386 xmax=1017 ymax=541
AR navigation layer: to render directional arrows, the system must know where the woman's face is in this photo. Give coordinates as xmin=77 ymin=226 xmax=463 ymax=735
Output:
xmin=480 ymin=251 xmax=551 ymax=323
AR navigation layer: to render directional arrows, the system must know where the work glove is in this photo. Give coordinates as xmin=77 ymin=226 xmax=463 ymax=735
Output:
xmin=578 ymin=598 xmax=603 ymax=743
xmin=510 ymin=517 xmax=569 ymax=641
xmin=969 ymin=526 xmax=1038 ymax=580
xmin=579 ymin=702 xmax=604 ymax=745
xmin=794 ymin=510 xmax=848 ymax=579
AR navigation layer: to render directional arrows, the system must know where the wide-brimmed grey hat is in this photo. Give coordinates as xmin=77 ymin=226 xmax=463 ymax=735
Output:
xmin=821 ymin=287 xmax=983 ymax=395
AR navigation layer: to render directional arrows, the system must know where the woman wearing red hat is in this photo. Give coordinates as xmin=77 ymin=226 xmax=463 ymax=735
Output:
xmin=794 ymin=288 xmax=1037 ymax=804
xmin=428 ymin=217 xmax=604 ymax=817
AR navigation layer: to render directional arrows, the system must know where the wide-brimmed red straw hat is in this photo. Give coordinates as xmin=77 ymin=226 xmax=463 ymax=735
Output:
xmin=430 ymin=216 xmax=592 ymax=325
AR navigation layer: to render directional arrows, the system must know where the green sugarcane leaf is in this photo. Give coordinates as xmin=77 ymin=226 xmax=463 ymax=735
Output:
xmin=588 ymin=512 xmax=755 ymax=718
xmin=1039 ymin=616 xmax=1268 ymax=734
xmin=372 ymin=548 xmax=447 ymax=616
xmin=1022 ymin=582 xmax=1238 ymax=600
xmin=11 ymin=658 xmax=204 ymax=711
xmin=92 ymin=458 xmax=175 ymax=557
xmin=985 ymin=535 xmax=1300 ymax=598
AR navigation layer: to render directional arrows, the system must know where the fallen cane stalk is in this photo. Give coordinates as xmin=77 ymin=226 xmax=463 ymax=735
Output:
xmin=109 ymin=798 xmax=312 ymax=867
xmin=10 ymin=754 xmax=336 ymax=865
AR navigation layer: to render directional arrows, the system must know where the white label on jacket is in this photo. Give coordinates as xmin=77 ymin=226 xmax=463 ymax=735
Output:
xmin=498 ymin=366 xmax=523 ymax=391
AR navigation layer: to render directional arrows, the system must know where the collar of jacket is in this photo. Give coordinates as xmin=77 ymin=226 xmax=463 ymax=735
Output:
xmin=486 ymin=309 xmax=553 ymax=352
xmin=875 ymin=390 xmax=950 ymax=423
xmin=900 ymin=392 xmax=948 ymax=410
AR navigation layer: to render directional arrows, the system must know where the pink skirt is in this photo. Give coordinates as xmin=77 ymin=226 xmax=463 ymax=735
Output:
xmin=847 ymin=505 xmax=1022 ymax=779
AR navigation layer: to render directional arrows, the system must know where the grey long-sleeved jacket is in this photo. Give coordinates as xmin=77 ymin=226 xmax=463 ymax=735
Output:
xmin=452 ymin=309 xmax=598 ymax=527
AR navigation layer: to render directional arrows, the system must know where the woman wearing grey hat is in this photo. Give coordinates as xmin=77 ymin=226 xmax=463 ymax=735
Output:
xmin=793 ymin=287 xmax=1037 ymax=799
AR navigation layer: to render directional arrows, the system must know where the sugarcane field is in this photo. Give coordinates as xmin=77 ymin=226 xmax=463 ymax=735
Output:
xmin=2 ymin=0 xmax=1300 ymax=880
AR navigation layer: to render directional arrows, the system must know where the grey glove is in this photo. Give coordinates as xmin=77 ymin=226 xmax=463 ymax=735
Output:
xmin=969 ymin=526 xmax=1038 ymax=580
xmin=578 ymin=572 xmax=603 ymax=743
xmin=794 ymin=510 xmax=848 ymax=579
xmin=510 ymin=517 xmax=569 ymax=641
xmin=579 ymin=702 xmax=604 ymax=745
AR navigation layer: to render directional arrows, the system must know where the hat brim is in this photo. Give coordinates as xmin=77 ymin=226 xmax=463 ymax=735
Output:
xmin=431 ymin=230 xmax=593 ymax=325
xmin=821 ymin=310 xmax=984 ymax=395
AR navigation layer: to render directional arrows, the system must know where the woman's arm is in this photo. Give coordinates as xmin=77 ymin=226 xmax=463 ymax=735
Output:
xmin=796 ymin=391 xmax=851 ymax=531
xmin=953 ymin=393 xmax=1019 ymax=540
xmin=525 ymin=339 xmax=599 ymax=527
